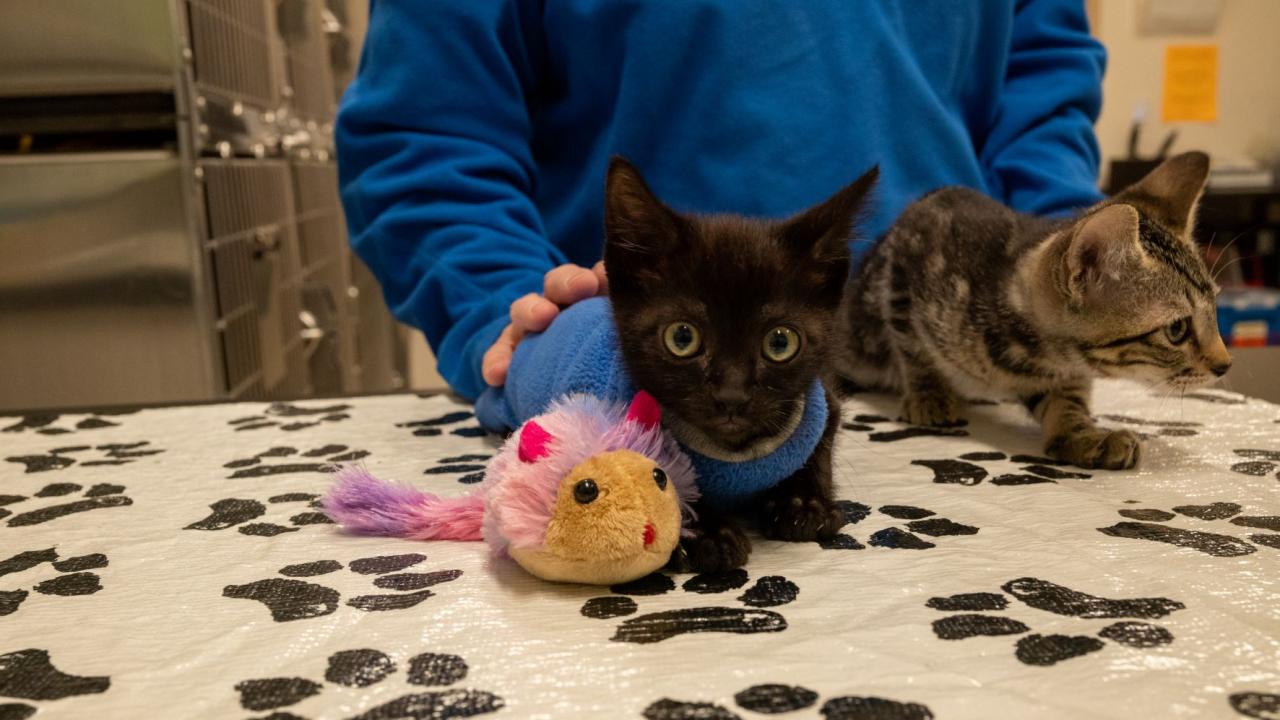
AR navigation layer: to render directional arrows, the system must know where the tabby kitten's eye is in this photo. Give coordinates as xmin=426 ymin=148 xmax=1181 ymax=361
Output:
xmin=762 ymin=326 xmax=801 ymax=362
xmin=1165 ymin=317 xmax=1192 ymax=344
xmin=663 ymin=322 xmax=702 ymax=357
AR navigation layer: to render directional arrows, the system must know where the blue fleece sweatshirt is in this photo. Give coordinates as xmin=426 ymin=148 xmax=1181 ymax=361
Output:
xmin=474 ymin=297 xmax=829 ymax=507
xmin=337 ymin=0 xmax=1106 ymax=401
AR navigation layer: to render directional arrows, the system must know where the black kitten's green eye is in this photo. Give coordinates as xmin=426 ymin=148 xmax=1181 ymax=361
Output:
xmin=663 ymin=322 xmax=702 ymax=358
xmin=573 ymin=479 xmax=599 ymax=504
xmin=1165 ymin=317 xmax=1191 ymax=344
xmin=762 ymin=326 xmax=801 ymax=362
xmin=652 ymin=467 xmax=668 ymax=491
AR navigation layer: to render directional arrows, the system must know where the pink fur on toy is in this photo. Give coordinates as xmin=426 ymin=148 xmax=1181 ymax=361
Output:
xmin=517 ymin=420 xmax=553 ymax=463
xmin=323 ymin=466 xmax=485 ymax=541
xmin=322 ymin=391 xmax=698 ymax=572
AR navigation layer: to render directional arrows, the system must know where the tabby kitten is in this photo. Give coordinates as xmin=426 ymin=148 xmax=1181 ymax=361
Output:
xmin=836 ymin=151 xmax=1230 ymax=470
xmin=604 ymin=157 xmax=878 ymax=571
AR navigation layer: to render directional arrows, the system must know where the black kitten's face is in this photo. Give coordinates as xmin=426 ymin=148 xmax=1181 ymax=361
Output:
xmin=604 ymin=159 xmax=876 ymax=452
xmin=613 ymin=221 xmax=837 ymax=450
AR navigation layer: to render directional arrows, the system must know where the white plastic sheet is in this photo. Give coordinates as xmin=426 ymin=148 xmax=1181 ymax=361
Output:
xmin=1 ymin=380 xmax=1277 ymax=719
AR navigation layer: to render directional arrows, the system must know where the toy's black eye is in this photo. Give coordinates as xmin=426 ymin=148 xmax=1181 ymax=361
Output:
xmin=573 ymin=479 xmax=598 ymax=504
xmin=652 ymin=467 xmax=668 ymax=490
xmin=1165 ymin=317 xmax=1191 ymax=344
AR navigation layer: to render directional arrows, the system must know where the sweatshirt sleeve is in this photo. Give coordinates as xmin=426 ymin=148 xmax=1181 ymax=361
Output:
xmin=978 ymin=0 xmax=1108 ymax=216
xmin=336 ymin=0 xmax=562 ymax=400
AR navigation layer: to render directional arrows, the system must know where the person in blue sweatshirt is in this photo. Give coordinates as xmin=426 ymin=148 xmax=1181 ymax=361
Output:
xmin=336 ymin=1 xmax=1107 ymax=402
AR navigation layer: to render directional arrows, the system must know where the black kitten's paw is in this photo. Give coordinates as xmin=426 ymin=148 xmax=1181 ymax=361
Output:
xmin=900 ymin=392 xmax=962 ymax=427
xmin=760 ymin=495 xmax=846 ymax=542
xmin=681 ymin=523 xmax=752 ymax=574
xmin=1047 ymin=428 xmax=1142 ymax=470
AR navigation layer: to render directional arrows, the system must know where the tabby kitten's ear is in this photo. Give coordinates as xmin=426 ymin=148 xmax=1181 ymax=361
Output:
xmin=779 ymin=165 xmax=879 ymax=299
xmin=604 ymin=157 xmax=686 ymax=291
xmin=1116 ymin=150 xmax=1210 ymax=238
xmin=1063 ymin=203 xmax=1144 ymax=304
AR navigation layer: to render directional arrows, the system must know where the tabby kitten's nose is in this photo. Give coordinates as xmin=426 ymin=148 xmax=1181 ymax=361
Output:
xmin=1211 ymin=361 xmax=1232 ymax=377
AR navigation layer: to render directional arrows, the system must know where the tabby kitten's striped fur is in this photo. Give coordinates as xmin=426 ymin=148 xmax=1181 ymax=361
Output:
xmin=835 ymin=152 xmax=1231 ymax=469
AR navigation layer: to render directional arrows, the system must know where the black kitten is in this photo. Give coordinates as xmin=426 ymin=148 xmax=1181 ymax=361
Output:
xmin=603 ymin=157 xmax=877 ymax=571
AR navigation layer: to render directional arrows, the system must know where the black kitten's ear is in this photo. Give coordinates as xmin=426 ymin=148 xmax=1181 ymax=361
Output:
xmin=604 ymin=157 xmax=685 ymax=267
xmin=780 ymin=165 xmax=879 ymax=263
xmin=779 ymin=165 xmax=878 ymax=299
xmin=1116 ymin=151 xmax=1209 ymax=238
xmin=1063 ymin=203 xmax=1144 ymax=305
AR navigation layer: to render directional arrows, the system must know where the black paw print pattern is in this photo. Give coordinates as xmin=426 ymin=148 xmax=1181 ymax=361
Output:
xmin=1094 ymin=414 xmax=1201 ymax=438
xmin=228 ymin=402 xmax=353 ymax=432
xmin=0 ymin=483 xmax=131 ymax=528
xmin=927 ymin=577 xmax=1184 ymax=666
xmin=0 ymin=548 xmax=107 ymax=617
xmin=223 ymin=445 xmax=370 ymax=479
xmin=841 ymin=414 xmax=969 ymax=443
xmin=185 ymin=493 xmax=332 ymax=537
xmin=396 ymin=410 xmax=489 ymax=439
xmin=424 ymin=454 xmax=492 ymax=485
xmin=223 ymin=554 xmax=462 ymax=622
xmin=817 ymin=501 xmax=979 ymax=551
xmin=645 ymin=683 xmax=934 ymax=720
xmin=232 ymin=648 xmax=502 ymax=719
xmin=580 ymin=570 xmax=798 ymax=644
xmin=1183 ymin=390 xmax=1247 ymax=405
xmin=2 ymin=410 xmax=135 ymax=435
xmin=0 ymin=648 xmax=110 ymax=718
xmin=1231 ymin=449 xmax=1280 ymax=482
xmin=1232 ymin=692 xmax=1280 ymax=719
xmin=5 ymin=442 xmax=163 ymax=474
xmin=1098 ymin=502 xmax=1280 ymax=557
xmin=909 ymin=451 xmax=1091 ymax=488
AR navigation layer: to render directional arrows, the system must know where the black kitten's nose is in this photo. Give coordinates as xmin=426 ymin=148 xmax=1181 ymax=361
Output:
xmin=1211 ymin=361 xmax=1231 ymax=377
xmin=711 ymin=385 xmax=750 ymax=409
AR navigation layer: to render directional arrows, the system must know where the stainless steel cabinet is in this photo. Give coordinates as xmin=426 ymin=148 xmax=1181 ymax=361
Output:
xmin=0 ymin=153 xmax=215 ymax=409
xmin=0 ymin=0 xmax=401 ymax=411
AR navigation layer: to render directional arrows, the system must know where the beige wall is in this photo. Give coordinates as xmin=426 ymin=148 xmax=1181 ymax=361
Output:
xmin=406 ymin=328 xmax=449 ymax=391
xmin=340 ymin=1 xmax=448 ymax=393
xmin=347 ymin=0 xmax=368 ymax=59
xmin=1094 ymin=0 xmax=1280 ymax=168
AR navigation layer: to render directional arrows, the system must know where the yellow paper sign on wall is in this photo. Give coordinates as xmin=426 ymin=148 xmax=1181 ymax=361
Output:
xmin=1162 ymin=44 xmax=1218 ymax=123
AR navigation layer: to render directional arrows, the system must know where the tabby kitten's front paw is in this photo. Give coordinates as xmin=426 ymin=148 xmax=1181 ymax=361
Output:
xmin=899 ymin=392 xmax=962 ymax=427
xmin=1047 ymin=428 xmax=1142 ymax=470
xmin=681 ymin=522 xmax=752 ymax=573
xmin=760 ymin=494 xmax=846 ymax=542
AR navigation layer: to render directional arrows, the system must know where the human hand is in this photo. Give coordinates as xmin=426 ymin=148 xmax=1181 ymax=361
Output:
xmin=481 ymin=261 xmax=608 ymax=387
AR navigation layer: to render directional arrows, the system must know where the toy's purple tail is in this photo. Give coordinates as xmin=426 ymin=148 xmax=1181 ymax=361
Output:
xmin=322 ymin=466 xmax=484 ymax=541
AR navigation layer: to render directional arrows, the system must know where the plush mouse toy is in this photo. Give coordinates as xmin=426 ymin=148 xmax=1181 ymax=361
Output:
xmin=323 ymin=391 xmax=698 ymax=585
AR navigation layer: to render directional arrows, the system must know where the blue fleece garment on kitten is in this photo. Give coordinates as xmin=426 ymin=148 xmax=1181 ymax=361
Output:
xmin=475 ymin=297 xmax=826 ymax=507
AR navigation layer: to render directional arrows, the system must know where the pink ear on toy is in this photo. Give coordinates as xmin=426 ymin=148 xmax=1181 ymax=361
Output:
xmin=625 ymin=390 xmax=661 ymax=429
xmin=518 ymin=420 xmax=554 ymax=463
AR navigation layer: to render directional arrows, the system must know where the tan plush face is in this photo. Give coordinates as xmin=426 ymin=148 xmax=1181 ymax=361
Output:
xmin=508 ymin=449 xmax=682 ymax=585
